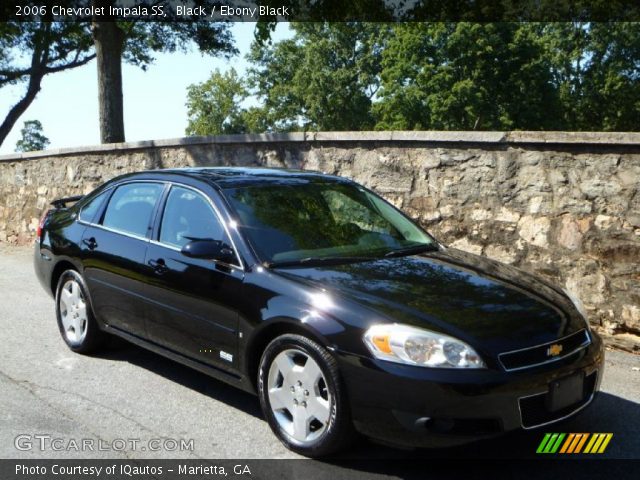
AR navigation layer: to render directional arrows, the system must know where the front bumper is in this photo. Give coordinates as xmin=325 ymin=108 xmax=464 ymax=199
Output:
xmin=337 ymin=332 xmax=604 ymax=448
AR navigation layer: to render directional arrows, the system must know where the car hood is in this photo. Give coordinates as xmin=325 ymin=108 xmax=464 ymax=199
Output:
xmin=272 ymin=248 xmax=584 ymax=354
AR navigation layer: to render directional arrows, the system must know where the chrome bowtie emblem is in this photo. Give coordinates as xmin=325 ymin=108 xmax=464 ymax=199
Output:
xmin=547 ymin=344 xmax=563 ymax=357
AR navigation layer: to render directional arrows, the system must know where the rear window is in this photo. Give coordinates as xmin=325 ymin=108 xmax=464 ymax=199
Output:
xmin=102 ymin=183 xmax=163 ymax=238
xmin=78 ymin=190 xmax=109 ymax=223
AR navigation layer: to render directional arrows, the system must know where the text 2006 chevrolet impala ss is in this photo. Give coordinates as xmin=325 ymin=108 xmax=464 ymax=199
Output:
xmin=34 ymin=167 xmax=603 ymax=456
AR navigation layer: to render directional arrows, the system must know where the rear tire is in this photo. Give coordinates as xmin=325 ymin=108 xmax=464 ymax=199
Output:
xmin=258 ymin=333 xmax=356 ymax=457
xmin=55 ymin=270 xmax=106 ymax=354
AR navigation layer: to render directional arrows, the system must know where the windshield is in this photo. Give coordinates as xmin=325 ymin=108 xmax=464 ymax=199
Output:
xmin=223 ymin=180 xmax=437 ymax=266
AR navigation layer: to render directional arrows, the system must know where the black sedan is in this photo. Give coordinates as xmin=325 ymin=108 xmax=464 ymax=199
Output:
xmin=34 ymin=167 xmax=603 ymax=457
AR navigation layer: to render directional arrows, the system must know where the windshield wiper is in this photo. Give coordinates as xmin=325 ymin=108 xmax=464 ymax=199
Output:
xmin=267 ymin=245 xmax=439 ymax=268
xmin=265 ymin=255 xmax=374 ymax=268
xmin=383 ymin=243 xmax=438 ymax=258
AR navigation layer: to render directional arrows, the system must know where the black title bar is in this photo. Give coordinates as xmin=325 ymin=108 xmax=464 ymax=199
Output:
xmin=2 ymin=459 xmax=640 ymax=480
xmin=3 ymin=0 xmax=640 ymax=22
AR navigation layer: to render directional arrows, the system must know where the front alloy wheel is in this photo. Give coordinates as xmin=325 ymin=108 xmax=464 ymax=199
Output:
xmin=267 ymin=349 xmax=332 ymax=444
xmin=258 ymin=334 xmax=355 ymax=457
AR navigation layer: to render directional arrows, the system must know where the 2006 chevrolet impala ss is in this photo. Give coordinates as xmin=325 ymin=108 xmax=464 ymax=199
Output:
xmin=34 ymin=167 xmax=603 ymax=456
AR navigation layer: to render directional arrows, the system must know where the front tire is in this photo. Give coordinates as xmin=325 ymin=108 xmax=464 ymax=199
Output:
xmin=55 ymin=270 xmax=106 ymax=354
xmin=258 ymin=334 xmax=355 ymax=457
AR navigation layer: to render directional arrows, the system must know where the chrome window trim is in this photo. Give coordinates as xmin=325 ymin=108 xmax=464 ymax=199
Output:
xmin=498 ymin=329 xmax=591 ymax=372
xmin=78 ymin=221 xmax=150 ymax=243
xmin=77 ymin=219 xmax=97 ymax=228
xmin=153 ymin=182 xmax=244 ymax=271
xmin=518 ymin=369 xmax=598 ymax=430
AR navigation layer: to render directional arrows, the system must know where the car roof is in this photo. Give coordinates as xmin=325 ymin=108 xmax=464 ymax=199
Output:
xmin=124 ymin=167 xmax=351 ymax=189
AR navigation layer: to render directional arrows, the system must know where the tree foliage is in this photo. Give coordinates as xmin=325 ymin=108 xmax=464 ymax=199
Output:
xmin=15 ymin=119 xmax=50 ymax=152
xmin=374 ymin=23 xmax=563 ymax=130
xmin=0 ymin=3 xmax=237 ymax=146
xmin=546 ymin=22 xmax=640 ymax=130
xmin=0 ymin=20 xmax=95 ymax=146
xmin=186 ymin=22 xmax=640 ymax=135
xmin=186 ymin=68 xmax=248 ymax=135
xmin=246 ymin=23 xmax=384 ymax=131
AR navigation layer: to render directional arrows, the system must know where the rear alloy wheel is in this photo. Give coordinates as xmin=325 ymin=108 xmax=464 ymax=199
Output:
xmin=55 ymin=270 xmax=106 ymax=353
xmin=258 ymin=334 xmax=355 ymax=457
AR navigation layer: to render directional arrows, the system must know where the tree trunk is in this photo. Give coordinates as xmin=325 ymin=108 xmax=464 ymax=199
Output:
xmin=93 ymin=21 xmax=125 ymax=144
xmin=0 ymin=71 xmax=46 ymax=147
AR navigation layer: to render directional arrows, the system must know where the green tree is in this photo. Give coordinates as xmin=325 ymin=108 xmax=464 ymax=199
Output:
xmin=15 ymin=119 xmax=50 ymax=152
xmin=373 ymin=23 xmax=562 ymax=130
xmin=584 ymin=22 xmax=640 ymax=131
xmin=186 ymin=68 xmax=248 ymax=135
xmin=546 ymin=22 xmax=640 ymax=131
xmin=187 ymin=22 xmax=640 ymax=134
xmin=246 ymin=22 xmax=384 ymax=131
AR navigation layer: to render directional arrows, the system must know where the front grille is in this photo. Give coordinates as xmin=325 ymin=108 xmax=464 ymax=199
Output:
xmin=499 ymin=329 xmax=591 ymax=371
xmin=519 ymin=371 xmax=597 ymax=429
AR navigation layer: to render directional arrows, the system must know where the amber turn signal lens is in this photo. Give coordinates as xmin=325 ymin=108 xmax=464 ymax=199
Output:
xmin=372 ymin=334 xmax=392 ymax=354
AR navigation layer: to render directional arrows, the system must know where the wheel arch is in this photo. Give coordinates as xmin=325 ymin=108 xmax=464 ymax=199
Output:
xmin=50 ymin=259 xmax=79 ymax=296
xmin=244 ymin=318 xmax=333 ymax=394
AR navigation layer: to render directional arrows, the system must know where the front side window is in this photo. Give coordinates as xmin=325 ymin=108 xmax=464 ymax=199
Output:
xmin=223 ymin=181 xmax=436 ymax=264
xmin=159 ymin=186 xmax=226 ymax=248
xmin=102 ymin=183 xmax=163 ymax=237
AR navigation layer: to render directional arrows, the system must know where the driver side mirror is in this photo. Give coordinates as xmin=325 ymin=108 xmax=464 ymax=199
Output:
xmin=181 ymin=239 xmax=235 ymax=264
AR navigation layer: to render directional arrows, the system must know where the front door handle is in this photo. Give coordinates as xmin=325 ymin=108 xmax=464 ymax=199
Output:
xmin=82 ymin=237 xmax=98 ymax=250
xmin=148 ymin=258 xmax=168 ymax=275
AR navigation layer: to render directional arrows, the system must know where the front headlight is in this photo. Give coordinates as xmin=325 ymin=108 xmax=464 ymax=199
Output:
xmin=363 ymin=324 xmax=486 ymax=368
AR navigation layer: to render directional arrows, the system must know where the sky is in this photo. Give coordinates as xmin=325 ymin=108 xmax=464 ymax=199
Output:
xmin=0 ymin=22 xmax=293 ymax=155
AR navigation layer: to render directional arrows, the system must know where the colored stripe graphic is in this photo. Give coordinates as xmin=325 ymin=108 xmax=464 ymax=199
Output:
xmin=536 ymin=433 xmax=552 ymax=453
xmin=544 ymin=433 xmax=559 ymax=453
xmin=536 ymin=433 xmax=566 ymax=453
xmin=574 ymin=433 xmax=589 ymax=453
xmin=567 ymin=433 xmax=584 ymax=453
xmin=597 ymin=434 xmax=613 ymax=453
xmin=559 ymin=433 xmax=575 ymax=453
xmin=537 ymin=433 xmax=613 ymax=454
xmin=550 ymin=433 xmax=566 ymax=453
xmin=584 ymin=433 xmax=600 ymax=453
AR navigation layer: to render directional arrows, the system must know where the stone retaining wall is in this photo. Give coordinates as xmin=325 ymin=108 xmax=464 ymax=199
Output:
xmin=1 ymin=131 xmax=638 ymax=340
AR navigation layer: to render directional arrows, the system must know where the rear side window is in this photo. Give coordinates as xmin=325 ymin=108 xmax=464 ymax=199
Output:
xmin=102 ymin=183 xmax=163 ymax=238
xmin=159 ymin=186 xmax=226 ymax=248
xmin=78 ymin=190 xmax=109 ymax=223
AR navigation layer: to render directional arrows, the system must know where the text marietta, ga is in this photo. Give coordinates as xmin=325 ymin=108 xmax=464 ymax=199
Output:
xmin=16 ymin=463 xmax=252 ymax=476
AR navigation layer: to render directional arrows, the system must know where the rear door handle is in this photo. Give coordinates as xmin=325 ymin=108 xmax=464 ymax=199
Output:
xmin=82 ymin=237 xmax=97 ymax=250
xmin=148 ymin=258 xmax=168 ymax=275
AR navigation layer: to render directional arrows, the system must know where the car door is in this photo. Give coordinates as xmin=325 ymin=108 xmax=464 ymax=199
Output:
xmin=80 ymin=181 xmax=164 ymax=337
xmin=142 ymin=184 xmax=244 ymax=372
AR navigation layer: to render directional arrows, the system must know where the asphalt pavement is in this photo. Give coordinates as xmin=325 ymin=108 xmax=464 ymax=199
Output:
xmin=1 ymin=245 xmax=639 ymax=466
